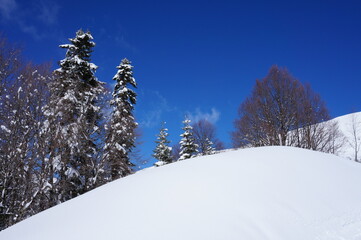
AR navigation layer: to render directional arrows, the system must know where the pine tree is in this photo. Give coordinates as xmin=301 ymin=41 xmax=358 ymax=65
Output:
xmin=43 ymin=29 xmax=104 ymax=202
xmin=179 ymin=118 xmax=198 ymax=160
xmin=104 ymin=58 xmax=137 ymax=180
xmin=153 ymin=122 xmax=172 ymax=166
xmin=203 ymin=138 xmax=216 ymax=155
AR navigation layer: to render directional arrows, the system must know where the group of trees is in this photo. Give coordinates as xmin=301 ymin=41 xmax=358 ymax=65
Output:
xmin=153 ymin=66 xmax=343 ymax=169
xmin=153 ymin=118 xmax=223 ymax=166
xmin=0 ymin=30 xmax=356 ymax=231
xmin=0 ymin=30 xmax=138 ymax=230
xmin=232 ymin=65 xmax=343 ymax=154
xmin=0 ymin=37 xmax=52 ymax=229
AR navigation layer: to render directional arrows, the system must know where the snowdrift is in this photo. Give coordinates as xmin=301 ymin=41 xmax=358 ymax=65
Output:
xmin=2 ymin=146 xmax=361 ymax=240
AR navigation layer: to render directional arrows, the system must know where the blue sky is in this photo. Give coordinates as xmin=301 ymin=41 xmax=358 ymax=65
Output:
xmin=1 ymin=0 xmax=361 ymax=167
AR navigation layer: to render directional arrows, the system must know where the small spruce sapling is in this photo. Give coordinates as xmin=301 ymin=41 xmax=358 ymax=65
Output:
xmin=179 ymin=118 xmax=198 ymax=160
xmin=153 ymin=122 xmax=173 ymax=167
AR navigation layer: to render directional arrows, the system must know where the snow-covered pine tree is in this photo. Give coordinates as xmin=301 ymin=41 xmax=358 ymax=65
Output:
xmin=103 ymin=58 xmax=137 ymax=180
xmin=203 ymin=138 xmax=215 ymax=155
xmin=43 ymin=29 xmax=104 ymax=202
xmin=153 ymin=122 xmax=172 ymax=167
xmin=179 ymin=118 xmax=198 ymax=160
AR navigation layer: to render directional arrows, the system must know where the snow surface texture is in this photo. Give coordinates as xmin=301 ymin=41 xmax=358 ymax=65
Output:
xmin=2 ymin=146 xmax=361 ymax=240
xmin=333 ymin=112 xmax=361 ymax=161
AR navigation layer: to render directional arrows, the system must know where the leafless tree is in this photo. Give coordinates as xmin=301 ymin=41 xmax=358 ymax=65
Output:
xmin=129 ymin=127 xmax=149 ymax=171
xmin=0 ymin=36 xmax=26 ymax=229
xmin=0 ymin=35 xmax=54 ymax=230
xmin=0 ymin=35 xmax=21 ymax=96
xmin=171 ymin=143 xmax=181 ymax=162
xmin=232 ymin=65 xmax=341 ymax=154
xmin=233 ymin=66 xmax=303 ymax=147
xmin=0 ymin=55 xmax=52 ymax=229
xmin=347 ymin=113 xmax=361 ymax=162
xmin=192 ymin=119 xmax=224 ymax=154
xmin=288 ymin=84 xmax=342 ymax=153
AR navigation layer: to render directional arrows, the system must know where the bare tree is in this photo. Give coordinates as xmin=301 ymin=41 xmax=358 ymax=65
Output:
xmin=192 ymin=119 xmax=224 ymax=155
xmin=347 ymin=113 xmax=361 ymax=162
xmin=14 ymin=63 xmax=52 ymax=222
xmin=233 ymin=66 xmax=303 ymax=147
xmin=129 ymin=127 xmax=149 ymax=171
xmin=323 ymin=120 xmax=344 ymax=155
xmin=0 ymin=34 xmax=21 ymax=97
xmin=232 ymin=65 xmax=340 ymax=154
xmin=0 ymin=39 xmax=52 ymax=229
xmin=288 ymin=84 xmax=339 ymax=153
xmin=0 ymin=36 xmax=32 ymax=229
xmin=171 ymin=143 xmax=181 ymax=162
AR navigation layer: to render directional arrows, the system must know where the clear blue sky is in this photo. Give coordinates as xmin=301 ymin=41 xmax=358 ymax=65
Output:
xmin=1 ymin=0 xmax=361 ymax=167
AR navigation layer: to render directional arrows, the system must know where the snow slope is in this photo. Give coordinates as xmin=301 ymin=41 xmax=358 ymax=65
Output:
xmin=2 ymin=146 xmax=361 ymax=240
xmin=333 ymin=112 xmax=361 ymax=160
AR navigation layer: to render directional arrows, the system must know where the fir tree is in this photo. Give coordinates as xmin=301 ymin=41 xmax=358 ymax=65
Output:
xmin=104 ymin=58 xmax=137 ymax=180
xmin=203 ymin=138 xmax=216 ymax=155
xmin=43 ymin=29 xmax=104 ymax=202
xmin=153 ymin=122 xmax=172 ymax=166
xmin=179 ymin=118 xmax=198 ymax=160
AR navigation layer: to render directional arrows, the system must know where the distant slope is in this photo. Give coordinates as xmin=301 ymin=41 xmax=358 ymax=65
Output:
xmin=333 ymin=112 xmax=361 ymax=160
xmin=2 ymin=147 xmax=361 ymax=240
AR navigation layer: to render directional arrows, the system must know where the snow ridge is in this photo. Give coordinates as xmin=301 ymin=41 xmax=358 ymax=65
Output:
xmin=2 ymin=146 xmax=361 ymax=240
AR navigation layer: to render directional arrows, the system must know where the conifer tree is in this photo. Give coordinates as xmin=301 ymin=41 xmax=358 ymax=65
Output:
xmin=153 ymin=122 xmax=172 ymax=166
xmin=43 ymin=29 xmax=104 ymax=202
xmin=179 ymin=118 xmax=198 ymax=160
xmin=104 ymin=58 xmax=137 ymax=180
xmin=203 ymin=138 xmax=216 ymax=155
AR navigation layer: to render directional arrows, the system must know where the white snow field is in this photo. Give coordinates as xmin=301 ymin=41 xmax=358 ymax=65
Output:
xmin=2 ymin=146 xmax=361 ymax=240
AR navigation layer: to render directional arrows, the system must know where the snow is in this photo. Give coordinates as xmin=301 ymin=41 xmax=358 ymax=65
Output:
xmin=0 ymin=125 xmax=11 ymax=133
xmin=89 ymin=62 xmax=98 ymax=70
xmin=2 ymin=146 xmax=361 ymax=239
xmin=115 ymin=142 xmax=125 ymax=152
xmin=154 ymin=160 xmax=166 ymax=167
xmin=65 ymin=167 xmax=79 ymax=178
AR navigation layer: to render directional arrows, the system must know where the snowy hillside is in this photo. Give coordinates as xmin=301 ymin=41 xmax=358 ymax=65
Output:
xmin=333 ymin=112 xmax=361 ymax=161
xmin=2 ymin=146 xmax=361 ymax=240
